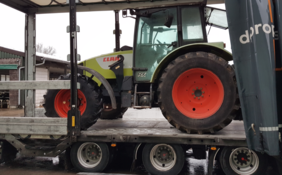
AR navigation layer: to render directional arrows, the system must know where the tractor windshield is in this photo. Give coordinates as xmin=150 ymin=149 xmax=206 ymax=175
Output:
xmin=134 ymin=8 xmax=178 ymax=81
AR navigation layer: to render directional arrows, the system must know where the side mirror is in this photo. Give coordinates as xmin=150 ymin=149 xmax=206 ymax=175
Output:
xmin=164 ymin=14 xmax=173 ymax=28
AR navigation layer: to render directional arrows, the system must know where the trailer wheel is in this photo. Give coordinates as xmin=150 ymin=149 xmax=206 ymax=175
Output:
xmin=43 ymin=74 xmax=103 ymax=130
xmin=0 ymin=141 xmax=17 ymax=163
xmin=158 ymin=52 xmax=239 ymax=134
xmin=142 ymin=143 xmax=184 ymax=175
xmin=100 ymin=106 xmax=128 ymax=119
xmin=70 ymin=142 xmax=110 ymax=172
xmin=219 ymin=147 xmax=268 ymax=175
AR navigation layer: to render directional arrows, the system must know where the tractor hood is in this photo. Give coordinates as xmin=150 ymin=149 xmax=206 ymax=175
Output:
xmin=81 ymin=50 xmax=133 ymax=85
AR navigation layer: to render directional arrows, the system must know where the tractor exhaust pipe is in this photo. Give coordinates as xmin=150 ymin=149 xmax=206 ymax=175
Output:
xmin=114 ymin=10 xmax=120 ymax=52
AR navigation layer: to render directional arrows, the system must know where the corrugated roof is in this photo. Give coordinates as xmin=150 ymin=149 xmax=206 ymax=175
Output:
xmin=0 ymin=46 xmax=69 ymax=65
xmin=0 ymin=51 xmax=22 ymax=59
xmin=0 ymin=47 xmax=25 ymax=58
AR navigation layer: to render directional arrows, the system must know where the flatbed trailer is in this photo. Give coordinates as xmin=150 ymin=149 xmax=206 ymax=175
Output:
xmin=0 ymin=113 xmax=246 ymax=146
xmin=0 ymin=109 xmax=249 ymax=175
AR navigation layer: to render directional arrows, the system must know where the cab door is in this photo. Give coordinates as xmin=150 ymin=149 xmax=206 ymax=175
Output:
xmin=134 ymin=8 xmax=178 ymax=82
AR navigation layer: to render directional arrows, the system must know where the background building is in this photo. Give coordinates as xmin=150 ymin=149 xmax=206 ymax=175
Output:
xmin=0 ymin=46 xmax=70 ymax=108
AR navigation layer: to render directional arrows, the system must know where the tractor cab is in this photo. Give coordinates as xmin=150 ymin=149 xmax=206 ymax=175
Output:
xmin=133 ymin=6 xmax=207 ymax=82
xmin=132 ymin=5 xmax=227 ymax=82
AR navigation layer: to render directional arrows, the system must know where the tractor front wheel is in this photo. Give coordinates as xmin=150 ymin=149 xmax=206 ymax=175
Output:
xmin=43 ymin=74 xmax=103 ymax=130
xmin=100 ymin=105 xmax=128 ymax=119
xmin=158 ymin=52 xmax=239 ymax=134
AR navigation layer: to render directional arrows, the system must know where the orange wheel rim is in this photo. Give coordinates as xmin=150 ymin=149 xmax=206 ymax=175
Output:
xmin=172 ymin=68 xmax=224 ymax=119
xmin=54 ymin=90 xmax=87 ymax=118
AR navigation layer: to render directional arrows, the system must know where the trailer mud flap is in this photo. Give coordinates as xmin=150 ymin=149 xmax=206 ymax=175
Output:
xmin=225 ymin=0 xmax=279 ymax=156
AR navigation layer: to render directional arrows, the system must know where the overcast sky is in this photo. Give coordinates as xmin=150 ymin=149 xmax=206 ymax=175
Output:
xmin=0 ymin=3 xmax=230 ymax=61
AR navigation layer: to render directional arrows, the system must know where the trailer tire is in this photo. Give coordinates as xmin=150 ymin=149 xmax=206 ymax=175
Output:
xmin=0 ymin=141 xmax=17 ymax=163
xmin=219 ymin=147 xmax=268 ymax=175
xmin=158 ymin=52 xmax=239 ymax=134
xmin=142 ymin=143 xmax=184 ymax=175
xmin=100 ymin=106 xmax=128 ymax=119
xmin=43 ymin=74 xmax=103 ymax=130
xmin=70 ymin=142 xmax=110 ymax=172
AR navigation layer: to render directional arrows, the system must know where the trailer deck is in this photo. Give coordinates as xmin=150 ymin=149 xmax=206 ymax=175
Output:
xmin=82 ymin=119 xmax=246 ymax=146
xmin=0 ymin=109 xmax=246 ymax=147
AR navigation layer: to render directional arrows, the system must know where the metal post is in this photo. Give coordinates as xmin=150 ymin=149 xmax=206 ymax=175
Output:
xmin=24 ymin=13 xmax=36 ymax=117
xmin=114 ymin=10 xmax=120 ymax=52
xmin=68 ymin=0 xmax=80 ymax=140
xmin=207 ymin=149 xmax=217 ymax=175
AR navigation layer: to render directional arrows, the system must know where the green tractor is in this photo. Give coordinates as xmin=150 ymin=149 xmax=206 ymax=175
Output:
xmin=44 ymin=3 xmax=240 ymax=133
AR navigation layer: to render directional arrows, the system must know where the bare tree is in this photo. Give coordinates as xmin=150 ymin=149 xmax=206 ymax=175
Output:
xmin=36 ymin=43 xmax=43 ymax=53
xmin=36 ymin=43 xmax=56 ymax=56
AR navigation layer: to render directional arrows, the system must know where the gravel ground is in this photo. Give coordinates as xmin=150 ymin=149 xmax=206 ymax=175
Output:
xmin=0 ymin=108 xmax=24 ymax=117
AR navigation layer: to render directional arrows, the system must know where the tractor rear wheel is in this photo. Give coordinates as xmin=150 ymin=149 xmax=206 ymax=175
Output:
xmin=158 ymin=52 xmax=239 ymax=134
xmin=43 ymin=74 xmax=103 ymax=130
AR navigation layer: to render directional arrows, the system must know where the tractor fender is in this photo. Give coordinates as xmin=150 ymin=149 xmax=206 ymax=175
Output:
xmin=151 ymin=43 xmax=233 ymax=82
xmin=77 ymin=65 xmax=117 ymax=109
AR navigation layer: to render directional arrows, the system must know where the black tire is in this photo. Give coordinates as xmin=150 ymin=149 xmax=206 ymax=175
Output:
xmin=0 ymin=141 xmax=17 ymax=163
xmin=70 ymin=142 xmax=110 ymax=172
xmin=158 ymin=52 xmax=239 ymax=134
xmin=219 ymin=147 xmax=268 ymax=175
xmin=100 ymin=105 xmax=128 ymax=119
xmin=142 ymin=143 xmax=184 ymax=175
xmin=43 ymin=74 xmax=103 ymax=130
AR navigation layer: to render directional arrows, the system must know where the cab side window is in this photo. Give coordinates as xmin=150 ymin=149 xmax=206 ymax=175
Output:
xmin=181 ymin=7 xmax=204 ymax=44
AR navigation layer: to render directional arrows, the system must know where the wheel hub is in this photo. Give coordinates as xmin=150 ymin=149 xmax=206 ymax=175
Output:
xmin=155 ymin=146 xmax=173 ymax=163
xmin=232 ymin=150 xmax=251 ymax=168
xmin=150 ymin=144 xmax=177 ymax=171
xmin=77 ymin=142 xmax=103 ymax=168
xmin=229 ymin=147 xmax=259 ymax=174
xmin=194 ymin=88 xmax=203 ymax=97
xmin=54 ymin=90 xmax=87 ymax=118
xmin=172 ymin=68 xmax=224 ymax=119
xmin=86 ymin=145 xmax=101 ymax=161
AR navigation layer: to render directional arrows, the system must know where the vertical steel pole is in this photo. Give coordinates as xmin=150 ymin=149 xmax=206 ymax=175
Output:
xmin=24 ymin=13 xmax=36 ymax=117
xmin=114 ymin=10 xmax=120 ymax=52
xmin=68 ymin=0 xmax=80 ymax=140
